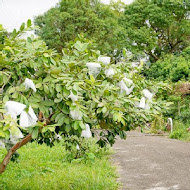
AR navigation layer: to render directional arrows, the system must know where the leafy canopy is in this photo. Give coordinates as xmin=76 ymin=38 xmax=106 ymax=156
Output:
xmin=121 ymin=0 xmax=190 ymax=62
xmin=34 ymin=0 xmax=125 ymax=55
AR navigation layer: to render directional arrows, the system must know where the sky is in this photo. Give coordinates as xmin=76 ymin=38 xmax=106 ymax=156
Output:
xmin=0 ymin=0 xmax=133 ymax=31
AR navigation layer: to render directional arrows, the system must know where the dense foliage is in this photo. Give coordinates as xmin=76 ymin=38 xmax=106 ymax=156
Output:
xmin=144 ymin=47 xmax=190 ymax=82
xmin=121 ymin=0 xmax=190 ymax=62
xmin=34 ymin=0 xmax=125 ymax=55
xmin=0 ymin=21 xmax=167 ymax=157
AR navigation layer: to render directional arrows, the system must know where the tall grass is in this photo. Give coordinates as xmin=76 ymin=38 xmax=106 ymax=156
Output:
xmin=0 ymin=141 xmax=118 ymax=190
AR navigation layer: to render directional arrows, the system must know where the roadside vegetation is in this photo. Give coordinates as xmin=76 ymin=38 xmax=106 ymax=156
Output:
xmin=0 ymin=140 xmax=118 ymax=190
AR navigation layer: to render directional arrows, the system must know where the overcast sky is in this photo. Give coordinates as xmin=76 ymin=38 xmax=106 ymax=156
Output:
xmin=0 ymin=0 xmax=133 ymax=31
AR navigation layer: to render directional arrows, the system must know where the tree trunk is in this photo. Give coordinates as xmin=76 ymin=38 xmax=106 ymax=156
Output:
xmin=0 ymin=134 xmax=32 ymax=174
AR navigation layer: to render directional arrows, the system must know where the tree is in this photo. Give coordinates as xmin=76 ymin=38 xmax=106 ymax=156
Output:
xmin=121 ymin=0 xmax=190 ymax=62
xmin=0 ymin=22 xmax=166 ymax=174
xmin=144 ymin=46 xmax=190 ymax=82
xmin=34 ymin=0 xmax=125 ymax=55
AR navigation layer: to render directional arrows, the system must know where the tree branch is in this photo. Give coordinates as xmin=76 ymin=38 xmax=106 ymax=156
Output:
xmin=0 ymin=134 xmax=32 ymax=174
xmin=144 ymin=50 xmax=159 ymax=61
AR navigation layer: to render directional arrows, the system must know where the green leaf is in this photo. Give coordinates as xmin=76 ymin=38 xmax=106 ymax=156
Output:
xmin=102 ymin=107 xmax=107 ymax=113
xmin=64 ymin=117 xmax=70 ymax=124
xmin=119 ymin=131 xmax=126 ymax=140
xmin=27 ymin=19 xmax=32 ymax=27
xmin=62 ymin=105 xmax=69 ymax=114
xmin=72 ymin=89 xmax=77 ymax=95
xmin=90 ymin=75 xmax=95 ymax=83
xmin=79 ymin=121 xmax=85 ymax=129
xmin=65 ymin=125 xmax=71 ymax=132
xmin=72 ymin=121 xmax=79 ymax=130
xmin=9 ymin=87 xmax=15 ymax=94
xmin=42 ymin=100 xmax=55 ymax=106
xmin=44 ymin=85 xmax=49 ymax=94
xmin=20 ymin=23 xmax=25 ymax=31
xmin=58 ymin=116 xmax=65 ymax=126
xmin=42 ymin=126 xmax=48 ymax=133
xmin=63 ymin=87 xmax=70 ymax=97
xmin=54 ymin=98 xmax=62 ymax=103
xmin=50 ymin=57 xmax=56 ymax=65
xmin=55 ymin=113 xmax=64 ymax=123
xmin=12 ymin=91 xmax=18 ymax=99
xmin=113 ymin=112 xmax=119 ymax=122
xmin=32 ymin=127 xmax=39 ymax=139
xmin=27 ymin=37 xmax=32 ymax=43
xmin=36 ymin=83 xmax=42 ymax=88
xmin=43 ymin=53 xmax=49 ymax=57
xmin=4 ymin=130 xmax=10 ymax=139
xmin=3 ymin=75 xmax=8 ymax=84
xmin=0 ymin=129 xmax=5 ymax=137
xmin=104 ymin=90 xmax=110 ymax=96
xmin=56 ymin=84 xmax=62 ymax=92
xmin=121 ymin=118 xmax=125 ymax=125
xmin=50 ymin=68 xmax=61 ymax=75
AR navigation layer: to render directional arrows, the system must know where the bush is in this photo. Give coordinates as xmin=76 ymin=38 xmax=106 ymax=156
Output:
xmin=145 ymin=47 xmax=190 ymax=82
xmin=169 ymin=121 xmax=190 ymax=141
xmin=0 ymin=22 xmax=168 ymax=173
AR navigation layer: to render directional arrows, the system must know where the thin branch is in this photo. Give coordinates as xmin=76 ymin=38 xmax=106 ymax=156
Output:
xmin=0 ymin=134 xmax=32 ymax=174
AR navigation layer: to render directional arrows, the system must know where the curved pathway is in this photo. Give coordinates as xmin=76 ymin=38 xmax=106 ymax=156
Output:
xmin=113 ymin=131 xmax=190 ymax=190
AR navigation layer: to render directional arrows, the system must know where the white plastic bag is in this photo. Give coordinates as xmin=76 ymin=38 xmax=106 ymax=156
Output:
xmin=119 ymin=80 xmax=134 ymax=95
xmin=68 ymin=91 xmax=78 ymax=102
xmin=86 ymin=62 xmax=101 ymax=78
xmin=28 ymin=106 xmax=38 ymax=121
xmin=5 ymin=101 xmax=26 ymax=118
xmin=54 ymin=134 xmax=62 ymax=141
xmin=143 ymin=89 xmax=153 ymax=100
xmin=24 ymin=78 xmax=36 ymax=92
xmin=76 ymin=144 xmax=80 ymax=150
xmin=81 ymin=124 xmax=92 ymax=138
xmin=139 ymin=97 xmax=146 ymax=109
xmin=19 ymin=106 xmax=37 ymax=127
xmin=123 ymin=78 xmax=133 ymax=86
xmin=127 ymin=86 xmax=134 ymax=95
xmin=145 ymin=102 xmax=150 ymax=110
xmin=98 ymin=56 xmax=111 ymax=65
xmin=70 ymin=110 xmax=82 ymax=120
xmin=105 ymin=68 xmax=115 ymax=77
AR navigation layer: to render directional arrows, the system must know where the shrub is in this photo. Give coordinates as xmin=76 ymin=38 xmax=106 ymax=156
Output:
xmin=0 ymin=22 xmax=167 ymax=173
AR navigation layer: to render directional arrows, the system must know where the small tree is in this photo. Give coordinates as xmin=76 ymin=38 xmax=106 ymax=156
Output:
xmin=0 ymin=22 xmax=166 ymax=174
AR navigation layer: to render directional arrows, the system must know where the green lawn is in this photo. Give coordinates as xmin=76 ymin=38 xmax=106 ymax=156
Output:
xmin=0 ymin=141 xmax=118 ymax=190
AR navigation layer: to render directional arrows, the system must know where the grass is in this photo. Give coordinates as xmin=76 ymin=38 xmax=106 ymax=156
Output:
xmin=0 ymin=141 xmax=118 ymax=190
xmin=169 ymin=121 xmax=190 ymax=141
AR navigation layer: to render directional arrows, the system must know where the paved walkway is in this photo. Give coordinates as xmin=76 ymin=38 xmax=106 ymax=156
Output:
xmin=112 ymin=131 xmax=190 ymax=190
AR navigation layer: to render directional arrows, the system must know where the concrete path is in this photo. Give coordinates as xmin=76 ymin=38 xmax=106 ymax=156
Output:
xmin=112 ymin=131 xmax=190 ymax=190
